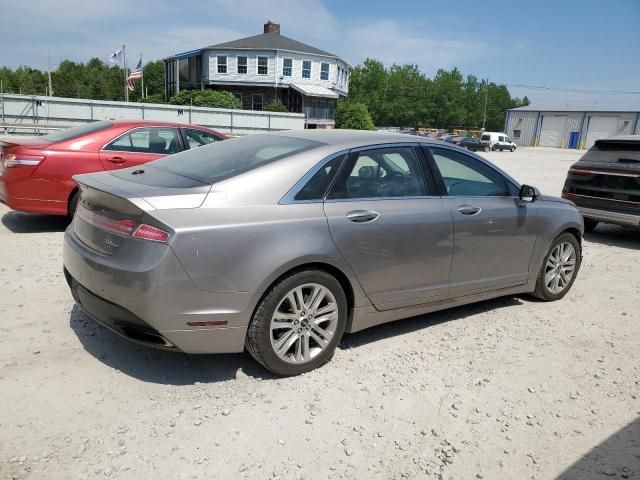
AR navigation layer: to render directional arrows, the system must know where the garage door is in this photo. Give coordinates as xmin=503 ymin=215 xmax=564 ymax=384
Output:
xmin=584 ymin=116 xmax=620 ymax=149
xmin=539 ymin=115 xmax=568 ymax=147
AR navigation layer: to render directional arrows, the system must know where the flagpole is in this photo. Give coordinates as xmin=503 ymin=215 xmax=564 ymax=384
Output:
xmin=141 ymin=53 xmax=144 ymax=100
xmin=123 ymin=44 xmax=128 ymax=102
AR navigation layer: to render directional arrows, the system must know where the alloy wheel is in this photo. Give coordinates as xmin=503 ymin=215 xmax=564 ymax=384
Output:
xmin=269 ymin=283 xmax=339 ymax=364
xmin=544 ymin=242 xmax=577 ymax=295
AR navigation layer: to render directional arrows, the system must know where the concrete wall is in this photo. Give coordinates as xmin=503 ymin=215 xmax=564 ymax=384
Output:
xmin=0 ymin=94 xmax=305 ymax=136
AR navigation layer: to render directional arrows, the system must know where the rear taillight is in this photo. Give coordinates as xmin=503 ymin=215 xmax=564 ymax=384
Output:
xmin=132 ymin=224 xmax=170 ymax=243
xmin=3 ymin=154 xmax=45 ymax=168
xmin=76 ymin=205 xmax=170 ymax=243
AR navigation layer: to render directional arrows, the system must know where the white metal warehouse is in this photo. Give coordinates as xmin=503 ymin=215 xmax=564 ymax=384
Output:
xmin=504 ymin=102 xmax=640 ymax=149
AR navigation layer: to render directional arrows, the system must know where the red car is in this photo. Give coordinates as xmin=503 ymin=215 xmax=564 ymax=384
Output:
xmin=0 ymin=120 xmax=227 ymax=216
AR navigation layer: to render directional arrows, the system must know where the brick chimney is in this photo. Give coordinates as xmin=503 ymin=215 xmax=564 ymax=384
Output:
xmin=264 ymin=21 xmax=280 ymax=34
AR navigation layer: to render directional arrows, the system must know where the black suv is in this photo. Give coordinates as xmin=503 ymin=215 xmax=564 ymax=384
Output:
xmin=562 ymin=136 xmax=640 ymax=231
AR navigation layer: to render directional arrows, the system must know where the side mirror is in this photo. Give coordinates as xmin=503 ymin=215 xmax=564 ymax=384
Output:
xmin=519 ymin=184 xmax=539 ymax=203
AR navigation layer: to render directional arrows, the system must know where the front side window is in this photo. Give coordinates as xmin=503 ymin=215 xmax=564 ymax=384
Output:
xmin=320 ymin=63 xmax=329 ymax=81
xmin=237 ymin=56 xmax=247 ymax=74
xmin=295 ymin=154 xmax=345 ymax=201
xmin=183 ymin=129 xmax=223 ymax=150
xmin=302 ymin=60 xmax=311 ymax=79
xmin=257 ymin=56 xmax=268 ymax=75
xmin=252 ymin=93 xmax=264 ymax=111
xmin=429 ymin=147 xmax=509 ymax=197
xmin=282 ymin=58 xmax=292 ymax=77
xmin=217 ymin=56 xmax=227 ymax=74
xmin=104 ymin=127 xmax=180 ymax=155
xmin=328 ymin=146 xmax=427 ymax=200
xmin=151 ymin=135 xmax=322 ymax=184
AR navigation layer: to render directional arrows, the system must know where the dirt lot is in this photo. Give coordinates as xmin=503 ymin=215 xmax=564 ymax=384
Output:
xmin=1 ymin=146 xmax=639 ymax=480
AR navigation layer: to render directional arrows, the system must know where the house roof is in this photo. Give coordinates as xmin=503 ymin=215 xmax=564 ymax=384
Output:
xmin=509 ymin=102 xmax=640 ymax=113
xmin=207 ymin=32 xmax=338 ymax=57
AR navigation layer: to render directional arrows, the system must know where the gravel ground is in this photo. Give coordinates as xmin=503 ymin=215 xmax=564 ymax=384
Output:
xmin=1 ymin=146 xmax=639 ymax=480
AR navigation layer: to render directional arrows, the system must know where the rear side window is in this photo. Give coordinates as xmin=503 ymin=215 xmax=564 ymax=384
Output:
xmin=44 ymin=121 xmax=112 ymax=142
xmin=295 ymin=154 xmax=345 ymax=201
xmin=328 ymin=146 xmax=428 ymax=199
xmin=481 ymin=134 xmax=490 ymax=141
xmin=104 ymin=127 xmax=180 ymax=154
xmin=151 ymin=135 xmax=322 ymax=184
xmin=183 ymin=129 xmax=223 ymax=149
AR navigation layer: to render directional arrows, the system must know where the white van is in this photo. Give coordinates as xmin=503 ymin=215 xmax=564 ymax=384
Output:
xmin=480 ymin=132 xmax=517 ymax=152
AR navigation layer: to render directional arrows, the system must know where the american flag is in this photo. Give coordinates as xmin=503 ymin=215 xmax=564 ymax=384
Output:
xmin=127 ymin=58 xmax=143 ymax=91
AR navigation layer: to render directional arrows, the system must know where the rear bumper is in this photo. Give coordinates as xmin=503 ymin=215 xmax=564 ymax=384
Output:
xmin=578 ymin=206 xmax=640 ymax=227
xmin=0 ymin=177 xmax=68 ymax=215
xmin=63 ymin=226 xmax=251 ymax=353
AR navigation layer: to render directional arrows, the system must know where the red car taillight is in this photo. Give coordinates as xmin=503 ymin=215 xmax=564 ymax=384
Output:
xmin=3 ymin=153 xmax=45 ymax=168
xmin=76 ymin=205 xmax=170 ymax=243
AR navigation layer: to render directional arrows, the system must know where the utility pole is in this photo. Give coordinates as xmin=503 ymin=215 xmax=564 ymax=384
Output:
xmin=140 ymin=53 xmax=145 ymax=100
xmin=123 ymin=44 xmax=129 ymax=102
xmin=482 ymin=78 xmax=489 ymax=130
xmin=47 ymin=51 xmax=54 ymax=97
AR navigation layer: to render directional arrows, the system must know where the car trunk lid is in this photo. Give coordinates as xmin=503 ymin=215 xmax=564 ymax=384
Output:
xmin=562 ymin=138 xmax=640 ymax=210
xmin=73 ymin=167 xmax=211 ymax=255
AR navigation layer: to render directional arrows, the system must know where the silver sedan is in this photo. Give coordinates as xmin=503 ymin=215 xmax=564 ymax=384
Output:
xmin=63 ymin=130 xmax=583 ymax=375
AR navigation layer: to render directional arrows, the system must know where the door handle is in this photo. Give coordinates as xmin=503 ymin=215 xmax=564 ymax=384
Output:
xmin=457 ymin=205 xmax=482 ymax=216
xmin=347 ymin=210 xmax=380 ymax=223
xmin=107 ymin=156 xmax=126 ymax=164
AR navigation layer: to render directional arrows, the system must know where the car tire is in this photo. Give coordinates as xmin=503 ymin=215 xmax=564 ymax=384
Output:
xmin=583 ymin=218 xmax=599 ymax=232
xmin=483 ymin=146 xmax=489 ymax=152
xmin=245 ymin=269 xmax=348 ymax=376
xmin=511 ymin=146 xmax=516 ymax=152
xmin=68 ymin=190 xmax=79 ymax=218
xmin=532 ymin=232 xmax=581 ymax=302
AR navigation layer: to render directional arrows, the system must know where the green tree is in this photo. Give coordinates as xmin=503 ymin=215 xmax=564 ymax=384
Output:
xmin=264 ymin=99 xmax=288 ymax=112
xmin=335 ymin=101 xmax=375 ymax=130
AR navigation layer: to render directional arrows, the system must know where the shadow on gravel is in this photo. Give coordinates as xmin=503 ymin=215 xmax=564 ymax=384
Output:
xmin=69 ymin=305 xmax=276 ymax=385
xmin=70 ymin=295 xmax=526 ymax=384
xmin=1 ymin=211 xmax=69 ymax=233
xmin=556 ymin=417 xmax=640 ymax=479
xmin=584 ymin=224 xmax=639 ymax=251
xmin=340 ymin=296 xmax=525 ymax=349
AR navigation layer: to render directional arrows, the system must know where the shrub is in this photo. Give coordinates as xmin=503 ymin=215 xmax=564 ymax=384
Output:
xmin=335 ymin=101 xmax=375 ymax=130
xmin=264 ymin=99 xmax=288 ymax=112
xmin=140 ymin=93 xmax=165 ymax=104
xmin=169 ymin=89 xmax=242 ymax=109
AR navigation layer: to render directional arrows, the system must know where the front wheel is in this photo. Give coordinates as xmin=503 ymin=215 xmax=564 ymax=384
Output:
xmin=483 ymin=146 xmax=489 ymax=152
xmin=245 ymin=270 xmax=348 ymax=376
xmin=511 ymin=146 xmax=516 ymax=152
xmin=532 ymin=233 xmax=581 ymax=301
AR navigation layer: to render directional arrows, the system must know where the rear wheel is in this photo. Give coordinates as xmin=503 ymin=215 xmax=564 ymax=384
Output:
xmin=246 ymin=269 xmax=348 ymax=376
xmin=483 ymin=146 xmax=489 ymax=152
xmin=511 ymin=145 xmax=516 ymax=152
xmin=532 ymin=233 xmax=581 ymax=301
xmin=583 ymin=218 xmax=599 ymax=232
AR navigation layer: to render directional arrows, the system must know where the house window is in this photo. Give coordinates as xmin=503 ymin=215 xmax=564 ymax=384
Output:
xmin=233 ymin=92 xmax=242 ymax=103
xmin=302 ymin=60 xmax=311 ymax=79
xmin=237 ymin=56 xmax=247 ymax=74
xmin=513 ymin=129 xmax=521 ymax=139
xmin=282 ymin=58 xmax=292 ymax=77
xmin=320 ymin=63 xmax=329 ymax=81
xmin=217 ymin=56 xmax=227 ymax=74
xmin=257 ymin=56 xmax=268 ymax=75
xmin=252 ymin=93 xmax=263 ymax=111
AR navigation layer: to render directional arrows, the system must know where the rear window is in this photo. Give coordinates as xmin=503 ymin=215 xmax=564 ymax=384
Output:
xmin=44 ymin=121 xmax=113 ymax=142
xmin=592 ymin=140 xmax=640 ymax=152
xmin=481 ymin=134 xmax=490 ymax=141
xmin=150 ymin=134 xmax=323 ymax=184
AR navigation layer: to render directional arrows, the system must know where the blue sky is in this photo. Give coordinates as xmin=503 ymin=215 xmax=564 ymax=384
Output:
xmin=1 ymin=0 xmax=639 ymax=103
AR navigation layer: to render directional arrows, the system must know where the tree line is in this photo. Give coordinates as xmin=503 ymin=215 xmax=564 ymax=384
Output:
xmin=0 ymin=57 xmax=528 ymax=130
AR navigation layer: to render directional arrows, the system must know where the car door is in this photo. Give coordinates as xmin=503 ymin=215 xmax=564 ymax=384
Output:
xmin=99 ymin=126 xmax=182 ymax=170
xmin=323 ymin=144 xmax=453 ymax=310
xmin=425 ymin=146 xmax=539 ymax=296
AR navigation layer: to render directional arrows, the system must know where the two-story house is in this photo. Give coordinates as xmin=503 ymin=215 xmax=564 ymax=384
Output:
xmin=164 ymin=21 xmax=350 ymax=128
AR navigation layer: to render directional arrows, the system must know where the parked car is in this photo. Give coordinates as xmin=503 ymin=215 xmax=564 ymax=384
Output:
xmin=447 ymin=136 xmax=468 ymax=146
xmin=562 ymin=135 xmax=640 ymax=231
xmin=459 ymin=137 xmax=490 ymax=152
xmin=0 ymin=120 xmax=227 ymax=217
xmin=63 ymin=131 xmax=583 ymax=376
xmin=480 ymin=132 xmax=517 ymax=151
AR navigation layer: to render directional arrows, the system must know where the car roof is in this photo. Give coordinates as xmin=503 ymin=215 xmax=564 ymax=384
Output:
xmin=270 ymin=129 xmax=448 ymax=149
xmin=108 ymin=120 xmax=217 ymax=129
